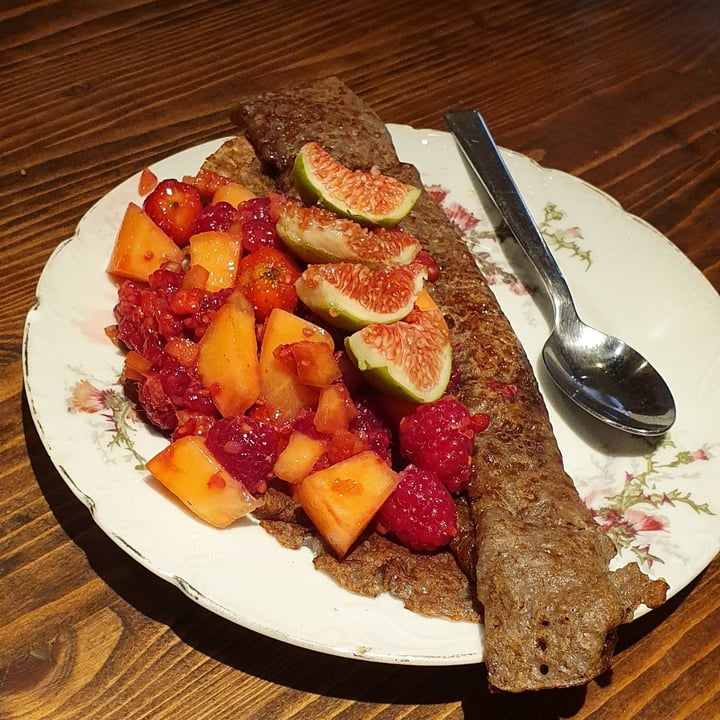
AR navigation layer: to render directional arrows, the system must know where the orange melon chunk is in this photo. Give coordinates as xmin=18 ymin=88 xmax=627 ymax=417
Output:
xmin=314 ymin=383 xmax=356 ymax=435
xmin=197 ymin=291 xmax=260 ymax=417
xmin=295 ymin=450 xmax=398 ymax=557
xmin=413 ymin=288 xmax=449 ymax=332
xmin=107 ymin=202 xmax=185 ymax=282
xmin=189 ymin=230 xmax=242 ymax=290
xmin=290 ymin=341 xmax=342 ymax=387
xmin=146 ymin=435 xmax=261 ymax=528
xmin=258 ymin=309 xmax=334 ymax=421
xmin=212 ymin=181 xmax=256 ymax=208
xmin=273 ymin=431 xmax=328 ymax=484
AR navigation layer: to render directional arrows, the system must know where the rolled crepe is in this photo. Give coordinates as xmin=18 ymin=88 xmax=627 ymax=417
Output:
xmin=221 ymin=76 xmax=667 ymax=691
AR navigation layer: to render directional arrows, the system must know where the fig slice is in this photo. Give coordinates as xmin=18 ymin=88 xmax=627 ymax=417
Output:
xmin=293 ymin=142 xmax=421 ymax=228
xmin=296 ymin=262 xmax=427 ymax=331
xmin=276 ymin=200 xmax=421 ymax=266
xmin=344 ymin=304 xmax=452 ymax=403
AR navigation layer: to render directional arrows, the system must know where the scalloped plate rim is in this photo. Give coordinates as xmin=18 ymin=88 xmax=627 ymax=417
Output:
xmin=22 ymin=125 xmax=720 ymax=667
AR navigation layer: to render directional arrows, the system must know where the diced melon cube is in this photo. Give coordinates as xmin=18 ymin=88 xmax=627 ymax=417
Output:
xmin=294 ymin=450 xmax=398 ymax=556
xmin=413 ymin=288 xmax=449 ymax=332
xmin=273 ymin=431 xmax=328 ymax=484
xmin=314 ymin=383 xmax=356 ymax=435
xmin=211 ymin=181 xmax=256 ymax=208
xmin=188 ymin=231 xmax=242 ymax=290
xmin=290 ymin=341 xmax=342 ymax=387
xmin=258 ymin=309 xmax=334 ymax=421
xmin=197 ymin=291 xmax=260 ymax=417
xmin=107 ymin=202 xmax=185 ymax=282
xmin=146 ymin=435 xmax=261 ymax=528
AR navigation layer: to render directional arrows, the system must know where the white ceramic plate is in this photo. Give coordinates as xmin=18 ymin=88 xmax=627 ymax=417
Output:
xmin=23 ymin=126 xmax=720 ymax=666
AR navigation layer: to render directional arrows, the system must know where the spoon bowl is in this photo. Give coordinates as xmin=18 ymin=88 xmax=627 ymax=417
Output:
xmin=542 ymin=319 xmax=676 ymax=436
xmin=445 ymin=110 xmax=676 ymax=437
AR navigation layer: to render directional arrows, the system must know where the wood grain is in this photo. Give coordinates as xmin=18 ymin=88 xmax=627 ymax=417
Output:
xmin=1 ymin=1 xmax=719 ymax=717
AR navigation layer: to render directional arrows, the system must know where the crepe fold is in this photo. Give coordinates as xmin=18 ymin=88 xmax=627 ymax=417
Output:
xmin=217 ymin=76 xmax=668 ymax=692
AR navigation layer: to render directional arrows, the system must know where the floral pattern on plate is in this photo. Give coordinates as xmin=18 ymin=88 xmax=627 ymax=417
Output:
xmin=428 ymin=182 xmax=717 ymax=571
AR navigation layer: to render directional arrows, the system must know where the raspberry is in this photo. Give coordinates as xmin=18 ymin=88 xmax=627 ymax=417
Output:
xmin=134 ymin=345 xmax=217 ymax=435
xmin=206 ymin=416 xmax=279 ymax=495
xmin=446 ymin=359 xmax=463 ymax=395
xmin=376 ymin=466 xmax=457 ymax=552
xmin=147 ymin=263 xmax=185 ymax=294
xmin=398 ymin=395 xmax=475 ymax=493
xmin=114 ymin=264 xmax=234 ymax=435
xmin=156 ymin=354 xmax=215 ymax=415
xmin=114 ymin=266 xmax=232 ymax=354
xmin=293 ymin=407 xmax=325 ymax=439
xmin=114 ymin=279 xmax=182 ymax=353
xmin=235 ymin=197 xmax=280 ymax=252
xmin=350 ymin=397 xmax=392 ymax=465
xmin=196 ymin=201 xmax=237 ymax=233
xmin=137 ymin=374 xmax=178 ymax=431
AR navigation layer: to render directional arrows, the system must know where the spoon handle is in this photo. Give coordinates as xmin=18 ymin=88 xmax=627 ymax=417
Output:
xmin=444 ymin=110 xmax=576 ymax=325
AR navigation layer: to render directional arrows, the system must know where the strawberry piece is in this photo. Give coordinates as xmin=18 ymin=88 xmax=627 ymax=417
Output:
xmin=414 ymin=249 xmax=440 ymax=282
xmin=143 ymin=179 xmax=203 ymax=245
xmin=235 ymin=246 xmax=301 ymax=320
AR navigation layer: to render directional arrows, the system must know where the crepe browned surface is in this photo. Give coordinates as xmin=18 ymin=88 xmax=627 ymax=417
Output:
xmin=214 ymin=76 xmax=668 ymax=692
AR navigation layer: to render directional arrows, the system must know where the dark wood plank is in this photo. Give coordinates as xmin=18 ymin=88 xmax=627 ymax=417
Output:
xmin=1 ymin=1 xmax=718 ymax=717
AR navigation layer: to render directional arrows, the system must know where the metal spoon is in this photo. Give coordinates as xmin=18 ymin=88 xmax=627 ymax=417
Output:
xmin=444 ymin=110 xmax=676 ymax=436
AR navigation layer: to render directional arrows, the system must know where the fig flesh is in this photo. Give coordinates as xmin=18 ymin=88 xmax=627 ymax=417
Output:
xmin=296 ymin=262 xmax=427 ymax=331
xmin=276 ymin=200 xmax=420 ymax=266
xmin=344 ymin=305 xmax=452 ymax=403
xmin=293 ymin=142 xmax=421 ymax=228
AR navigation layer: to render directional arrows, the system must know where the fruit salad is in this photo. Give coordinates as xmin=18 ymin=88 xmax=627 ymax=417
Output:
xmin=106 ymin=143 xmax=490 ymax=558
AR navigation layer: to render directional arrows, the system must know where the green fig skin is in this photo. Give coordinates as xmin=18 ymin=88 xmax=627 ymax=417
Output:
xmin=276 ymin=211 xmax=356 ymax=265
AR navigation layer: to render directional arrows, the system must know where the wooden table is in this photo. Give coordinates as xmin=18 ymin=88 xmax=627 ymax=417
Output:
xmin=3 ymin=1 xmax=719 ymax=717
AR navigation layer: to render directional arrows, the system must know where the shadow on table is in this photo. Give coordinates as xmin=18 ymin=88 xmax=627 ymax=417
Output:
xmin=23 ymin=391 xmax=694 ymax=718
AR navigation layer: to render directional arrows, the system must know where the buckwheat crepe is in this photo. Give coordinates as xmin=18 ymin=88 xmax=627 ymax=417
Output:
xmin=205 ymin=76 xmax=667 ymax=692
